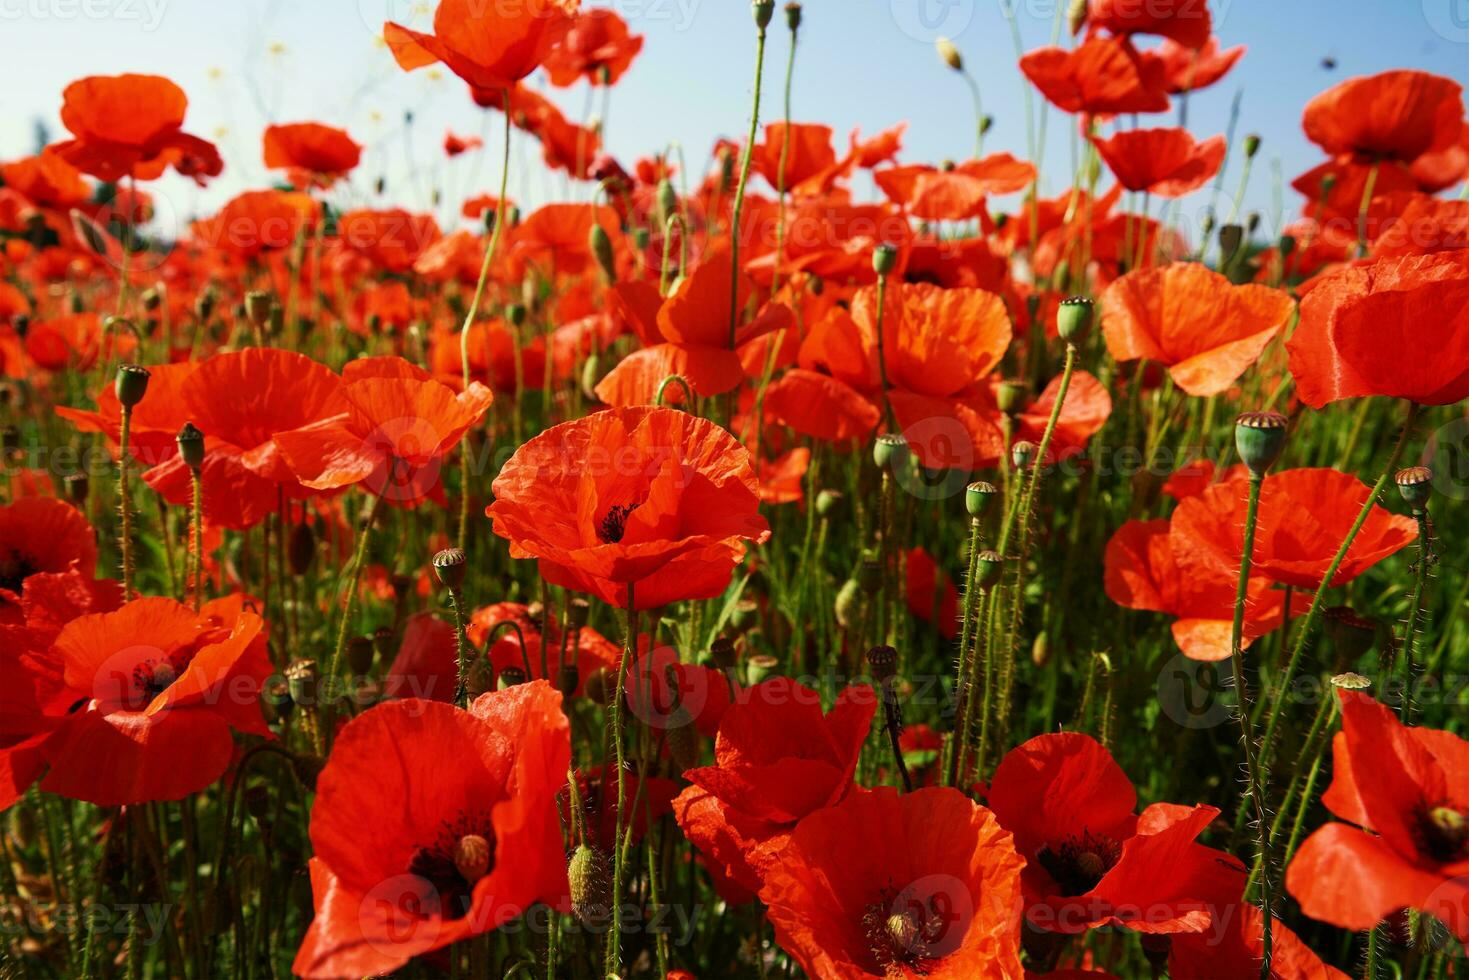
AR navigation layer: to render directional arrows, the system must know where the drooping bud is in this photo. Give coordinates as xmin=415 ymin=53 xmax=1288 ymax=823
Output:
xmin=568 ymin=845 xmax=613 ymax=927
xmin=589 ymin=223 xmax=616 ymax=282
xmin=1056 ymin=295 xmax=1094 ymax=345
xmin=176 ymin=422 xmax=205 ymax=471
xmin=656 ymin=179 xmax=678 ymax=225
xmin=1234 ymin=412 xmax=1289 ymax=477
xmin=936 ymin=37 xmax=963 ymax=72
xmin=1395 ymin=466 xmax=1433 ymax=512
xmin=432 ymin=548 xmax=468 ymax=591
xmin=115 ymin=364 xmax=151 ymax=408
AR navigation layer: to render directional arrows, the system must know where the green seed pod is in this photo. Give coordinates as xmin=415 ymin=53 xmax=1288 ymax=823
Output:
xmin=873 ymin=432 xmax=909 ymax=472
xmin=965 ymin=481 xmax=996 ymax=518
xmin=1031 ymin=631 xmax=1050 ymax=668
xmin=1395 ymin=466 xmax=1433 ymax=512
xmin=432 ymin=548 xmax=468 ymax=591
xmin=996 ymin=380 xmax=1029 ymax=415
xmin=731 ymin=598 xmax=760 ymax=633
xmin=974 ymin=550 xmax=1004 ymax=589
xmin=872 ymin=242 xmax=898 ymax=277
xmin=858 ymin=556 xmax=883 ymax=595
xmin=745 ymin=653 xmax=780 ymax=685
xmin=176 ymin=422 xmax=205 ymax=470
xmin=752 ymin=0 xmax=775 ymax=29
xmin=115 ymin=363 xmax=151 ymax=408
xmin=1234 ymin=411 xmax=1289 ymax=476
xmin=815 ymin=488 xmax=844 ymax=519
xmin=1055 ymin=295 xmax=1094 ymax=345
xmin=245 ymin=291 xmax=273 ymax=328
xmin=1330 ymin=671 xmax=1372 ymax=691
xmin=498 ymin=666 xmax=528 ymax=689
xmin=1011 ymin=440 xmax=1038 ymax=471
xmin=784 ymin=1 xmax=802 ymax=31
xmin=656 ymin=179 xmax=678 ymax=224
xmin=285 ymin=659 xmax=319 ymax=707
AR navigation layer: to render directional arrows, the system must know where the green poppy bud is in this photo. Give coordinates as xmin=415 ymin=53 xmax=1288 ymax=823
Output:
xmin=176 ymin=422 xmax=205 ymax=470
xmin=115 ymin=364 xmax=151 ymax=408
xmin=872 ymin=242 xmax=898 ymax=277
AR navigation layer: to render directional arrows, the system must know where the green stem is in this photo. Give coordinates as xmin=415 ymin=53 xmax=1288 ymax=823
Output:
xmin=1400 ymin=511 xmax=1431 ymax=723
xmin=118 ymin=405 xmax=135 ymax=599
xmin=773 ymin=19 xmax=798 ymax=291
xmin=605 ymin=582 xmax=636 ymax=978
xmin=728 ymin=22 xmax=769 ymax=349
xmin=944 ymin=517 xmax=984 ymax=788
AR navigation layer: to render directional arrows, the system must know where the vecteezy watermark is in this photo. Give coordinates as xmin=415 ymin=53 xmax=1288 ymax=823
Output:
xmin=0 ymin=0 xmax=167 ymax=29
xmin=0 ymin=901 xmax=172 ymax=944
xmin=889 ymin=0 xmax=974 ymax=43
xmin=1155 ymin=653 xmax=1236 ymax=730
xmin=1423 ymin=0 xmax=1469 ymax=42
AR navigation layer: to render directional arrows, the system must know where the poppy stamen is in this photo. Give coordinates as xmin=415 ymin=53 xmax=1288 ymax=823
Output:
xmin=859 ymin=888 xmax=949 ymax=976
xmin=406 ymin=822 xmax=498 ymax=921
xmin=597 ymin=503 xmax=640 ymax=544
xmin=1418 ymin=804 xmax=1469 ymax=863
xmin=1036 ymin=831 xmax=1122 ymax=896
xmin=0 ymin=553 xmax=35 ymax=594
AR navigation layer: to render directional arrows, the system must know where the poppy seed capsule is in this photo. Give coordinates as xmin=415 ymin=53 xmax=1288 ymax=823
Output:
xmin=872 ymin=242 xmax=898 ymax=277
xmin=936 ymin=37 xmax=962 ymax=72
xmin=996 ymin=380 xmax=1028 ymax=414
xmin=1218 ymin=223 xmax=1244 ymax=260
xmin=64 ymin=472 xmax=89 ymax=505
xmin=1056 ymin=295 xmax=1094 ymax=344
xmin=816 ymin=488 xmax=844 ymax=518
xmin=1234 ymin=412 xmax=1289 ymax=476
xmin=567 ymin=597 xmax=590 ymax=630
xmin=176 ymin=422 xmax=205 ymax=470
xmin=873 ymin=433 xmax=909 ymax=472
xmin=746 ymin=654 xmax=780 ymax=685
xmin=784 ymin=1 xmax=801 ymax=31
xmin=1330 ymin=671 xmax=1373 ymax=691
xmin=752 ymin=0 xmax=774 ymax=29
xmin=865 ymin=644 xmax=897 ymax=683
xmin=346 ymin=635 xmax=375 ymax=676
xmin=965 ymin=481 xmax=997 ymax=517
xmin=453 ymin=834 xmax=492 ymax=884
xmin=261 ymin=678 xmax=293 ymax=724
xmin=1395 ymin=466 xmax=1433 ymax=511
xmin=975 ymin=550 xmax=1004 ymax=589
xmin=498 ymin=667 xmax=528 ymax=689
xmin=114 ymin=364 xmax=150 ymax=408
xmin=432 ymin=548 xmax=468 ymax=591
xmin=589 ymin=224 xmax=616 ymax=282
xmin=285 ymin=659 xmax=319 ymax=707
xmin=245 ymin=290 xmax=272 ymax=327
xmin=1011 ymin=440 xmax=1038 ymax=470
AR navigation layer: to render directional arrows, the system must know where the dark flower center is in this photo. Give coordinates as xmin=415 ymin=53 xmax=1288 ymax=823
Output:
xmin=860 ymin=887 xmax=959 ymax=976
xmin=597 ymin=503 xmax=640 ymax=544
xmin=124 ymin=656 xmax=187 ymax=710
xmin=1036 ymin=831 xmax=1122 ymax=896
xmin=0 ymin=553 xmax=35 ymax=595
xmin=1418 ymin=803 xmax=1469 ymax=863
xmin=405 ymin=822 xmax=497 ymax=921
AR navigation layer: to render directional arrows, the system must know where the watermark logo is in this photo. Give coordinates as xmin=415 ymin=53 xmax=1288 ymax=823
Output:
xmin=890 ymin=0 xmax=974 ymax=43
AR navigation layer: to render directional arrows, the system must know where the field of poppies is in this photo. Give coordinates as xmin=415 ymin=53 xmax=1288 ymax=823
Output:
xmin=2 ymin=0 xmax=1469 ymax=977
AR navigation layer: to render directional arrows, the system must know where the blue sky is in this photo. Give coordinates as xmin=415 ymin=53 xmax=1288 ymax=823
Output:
xmin=3 ymin=0 xmax=1466 ymax=242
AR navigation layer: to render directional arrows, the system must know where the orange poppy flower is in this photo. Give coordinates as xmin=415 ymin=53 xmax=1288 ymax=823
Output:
xmin=293 ymin=684 xmax=570 ymax=978
xmin=1019 ymin=35 xmax=1170 ymax=117
xmin=190 ymin=189 xmax=320 ymax=259
xmin=0 ymin=498 xmax=97 ymax=621
xmin=1091 ymin=128 xmax=1225 ymax=197
xmin=1302 ymin=70 xmax=1464 ymax=166
xmin=1411 ymin=119 xmax=1469 ymax=192
xmin=1170 ymin=468 xmax=1416 ymax=591
xmin=24 ymin=312 xmax=132 ymax=373
xmin=275 ymin=363 xmax=492 ymax=507
xmin=759 ymin=786 xmax=1026 ymax=979
xmin=56 ymin=361 xmax=192 ymax=465
xmin=542 ymin=7 xmax=644 ymax=87
xmin=1288 ymin=251 xmax=1469 ymax=406
xmin=875 ymin=154 xmax=1037 ymax=221
xmin=848 ymin=123 xmax=908 ymax=169
xmin=595 ymin=253 xmax=791 ymax=405
xmin=262 ymin=122 xmax=361 ymax=188
xmin=335 ymin=208 xmax=442 ymax=274
xmin=1101 ymin=262 xmax=1295 ymax=396
xmin=443 ymin=130 xmax=483 ymax=157
xmin=751 ymin=123 xmax=846 ymax=195
xmin=507 ymin=203 xmax=618 ymax=278
xmin=1156 ymin=37 xmax=1245 ymax=95
xmin=47 ymin=74 xmax=222 ymax=185
xmin=19 ymin=597 xmax=271 ymax=805
xmin=762 ymin=368 xmax=883 ymax=444
xmin=674 ymin=678 xmax=876 ymax=893
xmin=1287 ymin=691 xmax=1469 ymax=944
xmin=1087 ymin=0 xmax=1212 ymax=49
xmin=486 ymin=406 xmax=770 ymax=610
xmin=1104 ymin=517 xmax=1282 ymax=661
xmin=384 ymin=0 xmax=579 ymax=92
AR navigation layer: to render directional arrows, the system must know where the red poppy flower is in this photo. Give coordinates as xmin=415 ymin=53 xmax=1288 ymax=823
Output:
xmin=262 ymin=122 xmax=362 ymax=188
xmin=1302 ymin=71 xmax=1464 ymax=166
xmin=1287 ymin=691 xmax=1469 ymax=944
xmin=1020 ymin=35 xmax=1170 ymax=117
xmin=1170 ymin=468 xmax=1417 ymax=591
xmin=0 ymin=154 xmax=90 ymax=210
xmin=1087 ymin=0 xmax=1212 ymax=49
xmin=673 ymin=678 xmax=877 ymax=893
xmin=443 ymin=131 xmax=483 ymax=157
xmin=875 ymin=155 xmax=1037 ymax=221
xmin=1412 ymin=120 xmax=1469 ymax=192
xmin=56 ymin=361 xmax=193 ymax=466
xmin=0 ymin=498 xmax=98 ymax=623
xmin=987 ymin=732 xmax=1228 ymax=936
xmin=190 ymin=189 xmax=320 ymax=259
xmin=1105 ymin=516 xmax=1283 ymax=661
xmin=47 ymin=74 xmax=222 ymax=185
xmin=1156 ymin=37 xmax=1245 ymax=94
xmin=335 ymin=208 xmax=442 ymax=274
xmin=1288 ymin=251 xmax=1469 ymax=406
xmin=595 ymin=253 xmax=791 ymax=405
xmin=757 ymin=447 xmax=810 ymax=506
xmin=507 ymin=203 xmax=618 ymax=278
xmin=849 ymin=124 xmax=907 ymax=168
xmin=293 ymin=684 xmax=571 ymax=978
xmin=542 ymin=7 xmax=644 ymax=87
xmin=1091 ymin=128 xmax=1225 ymax=197
xmin=1101 ymin=262 xmax=1295 ymax=396
xmin=487 ymin=406 xmax=770 ymax=610
xmin=16 ymin=597 xmax=270 ymax=805
xmin=759 ymin=786 xmax=1025 ymax=979
xmin=384 ymin=0 xmax=579 ymax=92
xmin=468 ymin=602 xmax=620 ymax=697
xmin=762 ymin=368 xmax=882 ymax=444
xmin=24 ymin=313 xmax=133 ymax=374
xmin=907 ymin=547 xmax=959 ymax=640
xmin=751 ymin=123 xmax=845 ymax=195
xmin=382 ymin=612 xmax=460 ymax=703
xmin=275 ymin=365 xmax=492 ymax=507
xmin=1370 ymin=193 xmax=1469 ymax=258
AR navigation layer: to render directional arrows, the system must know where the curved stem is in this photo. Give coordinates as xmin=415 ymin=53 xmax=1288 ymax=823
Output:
xmin=655 ymin=374 xmax=694 ymax=408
